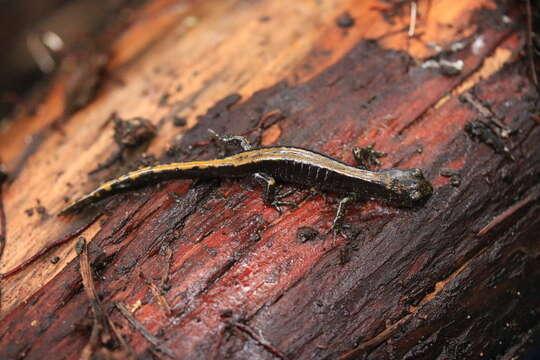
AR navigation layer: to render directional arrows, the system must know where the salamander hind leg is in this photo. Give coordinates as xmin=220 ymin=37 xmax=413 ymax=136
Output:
xmin=253 ymin=172 xmax=296 ymax=213
xmin=351 ymin=145 xmax=387 ymax=169
xmin=329 ymin=195 xmax=358 ymax=244
xmin=208 ymin=129 xmax=254 ymax=155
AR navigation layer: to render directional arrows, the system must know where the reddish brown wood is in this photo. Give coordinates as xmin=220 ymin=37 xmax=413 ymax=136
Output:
xmin=0 ymin=0 xmax=539 ymax=359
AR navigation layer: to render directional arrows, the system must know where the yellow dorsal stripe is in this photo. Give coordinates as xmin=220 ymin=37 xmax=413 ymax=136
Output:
xmin=114 ymin=147 xmax=381 ymax=183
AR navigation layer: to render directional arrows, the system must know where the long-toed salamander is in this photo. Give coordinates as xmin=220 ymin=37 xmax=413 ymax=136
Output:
xmin=61 ymin=132 xmax=433 ymax=229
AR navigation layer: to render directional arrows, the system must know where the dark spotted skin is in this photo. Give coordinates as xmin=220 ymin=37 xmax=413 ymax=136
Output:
xmin=60 ymin=146 xmax=433 ymax=214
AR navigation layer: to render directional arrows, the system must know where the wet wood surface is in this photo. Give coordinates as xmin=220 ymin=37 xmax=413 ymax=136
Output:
xmin=0 ymin=0 xmax=539 ymax=359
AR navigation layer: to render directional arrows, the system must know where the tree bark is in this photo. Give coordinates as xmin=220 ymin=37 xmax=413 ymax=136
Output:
xmin=1 ymin=0 xmax=539 ymax=359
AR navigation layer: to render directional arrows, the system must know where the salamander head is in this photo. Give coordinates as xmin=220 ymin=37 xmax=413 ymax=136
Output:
xmin=381 ymin=168 xmax=433 ymax=207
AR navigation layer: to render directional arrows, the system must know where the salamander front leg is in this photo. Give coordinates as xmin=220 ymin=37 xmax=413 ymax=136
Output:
xmin=352 ymin=145 xmax=387 ymax=169
xmin=208 ymin=129 xmax=254 ymax=154
xmin=329 ymin=195 xmax=357 ymax=243
xmin=253 ymin=172 xmax=296 ymax=213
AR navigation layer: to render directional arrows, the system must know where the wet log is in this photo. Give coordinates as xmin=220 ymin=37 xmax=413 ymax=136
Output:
xmin=1 ymin=0 xmax=539 ymax=359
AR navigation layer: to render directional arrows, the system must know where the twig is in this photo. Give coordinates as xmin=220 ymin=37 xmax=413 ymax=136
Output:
xmin=78 ymin=237 xmax=103 ymax=360
xmin=0 ymin=181 xmax=7 ymax=270
xmin=0 ymin=213 xmax=100 ymax=279
xmin=477 ymin=186 xmax=540 ymax=236
xmin=139 ymin=272 xmax=172 ymax=315
xmin=78 ymin=238 xmax=98 ymax=302
xmin=105 ymin=314 xmax=133 ymax=357
xmin=229 ymin=321 xmax=287 ymax=360
xmin=80 ymin=317 xmax=101 ymax=360
xmin=526 ymin=0 xmax=538 ymax=87
xmin=211 ymin=325 xmax=227 ymax=360
xmin=115 ymin=302 xmax=175 ymax=358
xmin=408 ymin=1 xmax=417 ymax=38
xmin=462 ymin=92 xmax=511 ymax=139
xmin=159 ymin=245 xmax=173 ymax=290
xmin=77 ymin=238 xmax=134 ymax=359
xmin=461 ymin=92 xmax=492 ymax=118
xmin=0 ymin=178 xmax=7 ymax=312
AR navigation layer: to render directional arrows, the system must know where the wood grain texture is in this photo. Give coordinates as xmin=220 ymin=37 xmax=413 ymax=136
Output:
xmin=1 ymin=0 xmax=538 ymax=359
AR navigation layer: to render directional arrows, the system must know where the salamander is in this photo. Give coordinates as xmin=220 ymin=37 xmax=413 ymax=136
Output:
xmin=60 ymin=133 xmax=433 ymax=229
